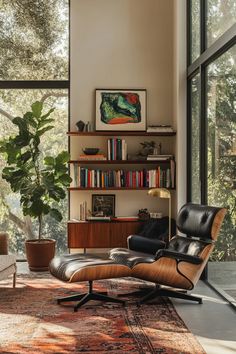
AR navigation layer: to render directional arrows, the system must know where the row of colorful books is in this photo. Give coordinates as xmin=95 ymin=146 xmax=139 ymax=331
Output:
xmin=107 ymin=138 xmax=127 ymax=160
xmin=73 ymin=164 xmax=175 ymax=188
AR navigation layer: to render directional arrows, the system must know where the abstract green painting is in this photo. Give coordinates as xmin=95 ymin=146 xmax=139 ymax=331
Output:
xmin=96 ymin=89 xmax=146 ymax=131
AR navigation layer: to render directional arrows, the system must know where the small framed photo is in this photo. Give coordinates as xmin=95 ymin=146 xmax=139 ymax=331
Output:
xmin=95 ymin=89 xmax=147 ymax=131
xmin=92 ymin=194 xmax=116 ymax=217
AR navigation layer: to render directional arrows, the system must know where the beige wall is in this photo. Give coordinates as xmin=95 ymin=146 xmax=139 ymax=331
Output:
xmin=70 ymin=0 xmax=175 ymax=218
xmin=173 ymin=0 xmax=187 ymax=210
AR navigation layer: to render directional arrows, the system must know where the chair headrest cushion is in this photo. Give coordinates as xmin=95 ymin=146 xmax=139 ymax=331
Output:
xmin=177 ymin=203 xmax=222 ymax=239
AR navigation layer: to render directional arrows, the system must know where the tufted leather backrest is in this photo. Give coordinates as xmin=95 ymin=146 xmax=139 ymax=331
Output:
xmin=176 ymin=203 xmax=225 ymax=241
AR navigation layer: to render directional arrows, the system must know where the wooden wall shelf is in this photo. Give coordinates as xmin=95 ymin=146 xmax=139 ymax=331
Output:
xmin=69 ymin=160 xmax=172 ymax=164
xmin=67 ymin=131 xmax=176 ymax=137
xmin=68 ymin=128 xmax=176 ymax=249
xmin=69 ymin=187 xmax=175 ymax=191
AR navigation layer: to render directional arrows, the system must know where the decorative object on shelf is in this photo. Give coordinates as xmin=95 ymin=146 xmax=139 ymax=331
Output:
xmin=76 ymin=120 xmax=85 ymax=132
xmin=138 ymin=141 xmax=156 ymax=157
xmin=148 ymin=188 xmax=171 ymax=241
xmin=92 ymin=194 xmax=115 ymax=217
xmin=83 ymin=148 xmax=100 ymax=155
xmin=84 ymin=121 xmax=91 ymax=132
xmin=0 ymin=101 xmax=72 ymax=271
xmin=95 ymin=89 xmax=146 ymax=131
xmin=153 ymin=143 xmax=162 ymax=155
xmin=150 ymin=212 xmax=163 ymax=219
xmin=138 ymin=208 xmax=150 ymax=221
xmin=79 ymin=201 xmax=87 ymax=221
xmin=147 ymin=125 xmax=174 ymax=133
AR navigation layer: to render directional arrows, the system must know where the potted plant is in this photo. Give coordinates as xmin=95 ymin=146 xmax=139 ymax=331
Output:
xmin=0 ymin=101 xmax=72 ymax=271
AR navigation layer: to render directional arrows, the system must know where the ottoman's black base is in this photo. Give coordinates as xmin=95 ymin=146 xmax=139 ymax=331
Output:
xmin=57 ymin=280 xmax=125 ymax=312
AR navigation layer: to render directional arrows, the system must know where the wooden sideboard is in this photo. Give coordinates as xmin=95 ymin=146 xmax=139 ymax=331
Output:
xmin=68 ymin=221 xmax=143 ymax=249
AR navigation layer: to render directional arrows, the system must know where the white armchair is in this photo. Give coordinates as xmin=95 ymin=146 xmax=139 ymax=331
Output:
xmin=0 ymin=255 xmax=17 ymax=287
xmin=0 ymin=232 xmax=16 ymax=287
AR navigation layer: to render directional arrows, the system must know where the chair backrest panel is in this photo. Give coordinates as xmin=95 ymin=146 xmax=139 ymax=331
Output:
xmin=176 ymin=203 xmax=226 ymax=241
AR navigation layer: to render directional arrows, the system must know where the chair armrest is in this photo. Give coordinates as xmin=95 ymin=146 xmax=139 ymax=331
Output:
xmin=155 ymin=249 xmax=202 ymax=264
xmin=127 ymin=235 xmax=166 ymax=255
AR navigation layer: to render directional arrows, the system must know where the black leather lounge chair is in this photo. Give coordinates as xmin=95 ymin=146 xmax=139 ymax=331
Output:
xmin=49 ymin=203 xmax=226 ymax=311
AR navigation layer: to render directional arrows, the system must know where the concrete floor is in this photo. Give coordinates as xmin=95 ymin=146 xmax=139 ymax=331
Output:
xmin=208 ymin=262 xmax=236 ymax=300
xmin=172 ymin=281 xmax=236 ymax=354
xmin=12 ymin=262 xmax=236 ymax=354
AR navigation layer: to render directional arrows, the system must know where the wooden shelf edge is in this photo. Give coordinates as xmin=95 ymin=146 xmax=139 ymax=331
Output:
xmin=68 ymin=187 xmax=175 ymax=191
xmin=68 ymin=220 xmax=142 ymax=224
xmin=67 ymin=131 xmax=176 ymax=137
xmin=69 ymin=159 xmax=173 ymax=164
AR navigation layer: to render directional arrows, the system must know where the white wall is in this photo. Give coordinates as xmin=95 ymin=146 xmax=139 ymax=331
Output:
xmin=70 ymin=0 xmax=175 ymax=218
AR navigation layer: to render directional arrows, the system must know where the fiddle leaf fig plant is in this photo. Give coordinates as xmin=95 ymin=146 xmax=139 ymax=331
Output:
xmin=0 ymin=101 xmax=72 ymax=240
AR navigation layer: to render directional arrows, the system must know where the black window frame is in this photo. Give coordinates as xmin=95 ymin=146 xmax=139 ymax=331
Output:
xmin=187 ymin=0 xmax=236 ymax=309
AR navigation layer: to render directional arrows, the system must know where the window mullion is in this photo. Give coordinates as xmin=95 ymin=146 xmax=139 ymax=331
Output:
xmin=200 ymin=0 xmax=207 ymax=53
xmin=199 ymin=64 xmax=207 ymax=205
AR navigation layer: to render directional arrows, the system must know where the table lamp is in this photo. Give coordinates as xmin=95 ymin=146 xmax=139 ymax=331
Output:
xmin=148 ymin=188 xmax=171 ymax=241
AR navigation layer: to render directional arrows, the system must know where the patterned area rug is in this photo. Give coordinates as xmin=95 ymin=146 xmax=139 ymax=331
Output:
xmin=0 ymin=274 xmax=205 ymax=354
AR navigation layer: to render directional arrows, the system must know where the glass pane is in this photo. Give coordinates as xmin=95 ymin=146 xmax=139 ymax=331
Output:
xmin=191 ymin=73 xmax=201 ymax=203
xmin=0 ymin=89 xmax=68 ymax=257
xmin=0 ymin=0 xmax=69 ymax=80
xmin=207 ymin=46 xmax=236 ymax=300
xmin=207 ymin=0 xmax=236 ymax=47
xmin=191 ymin=0 xmax=200 ymax=63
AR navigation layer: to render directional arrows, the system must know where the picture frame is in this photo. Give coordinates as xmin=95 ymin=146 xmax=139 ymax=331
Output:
xmin=95 ymin=89 xmax=147 ymax=131
xmin=92 ymin=194 xmax=116 ymax=217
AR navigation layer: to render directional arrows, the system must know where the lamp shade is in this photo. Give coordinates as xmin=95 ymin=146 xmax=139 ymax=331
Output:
xmin=148 ymin=188 xmax=171 ymax=199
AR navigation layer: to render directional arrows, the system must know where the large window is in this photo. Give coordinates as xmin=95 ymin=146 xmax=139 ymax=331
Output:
xmin=187 ymin=0 xmax=236 ymax=305
xmin=207 ymin=0 xmax=236 ymax=47
xmin=0 ymin=1 xmax=69 ymax=257
xmin=190 ymin=73 xmax=201 ymax=203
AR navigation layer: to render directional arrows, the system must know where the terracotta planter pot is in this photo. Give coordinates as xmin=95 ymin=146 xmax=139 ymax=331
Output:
xmin=25 ymin=239 xmax=56 ymax=271
xmin=0 ymin=232 xmax=8 ymax=255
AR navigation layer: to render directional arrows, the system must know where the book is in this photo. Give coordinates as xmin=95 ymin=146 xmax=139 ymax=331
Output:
xmin=79 ymin=154 xmax=107 ymax=160
xmin=112 ymin=216 xmax=139 ymax=221
xmin=73 ymin=162 xmax=78 ymax=187
xmin=147 ymin=154 xmax=173 ymax=161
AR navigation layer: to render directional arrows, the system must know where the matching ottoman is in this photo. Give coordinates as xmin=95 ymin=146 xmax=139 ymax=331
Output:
xmin=49 ymin=253 xmax=132 ymax=311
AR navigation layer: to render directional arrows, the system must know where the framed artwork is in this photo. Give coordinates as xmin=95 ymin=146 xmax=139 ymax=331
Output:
xmin=92 ymin=194 xmax=116 ymax=217
xmin=95 ymin=89 xmax=147 ymax=131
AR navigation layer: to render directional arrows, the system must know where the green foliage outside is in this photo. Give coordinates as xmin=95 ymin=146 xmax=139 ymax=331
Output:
xmin=0 ymin=0 xmax=69 ymax=256
xmin=191 ymin=45 xmax=236 ymax=262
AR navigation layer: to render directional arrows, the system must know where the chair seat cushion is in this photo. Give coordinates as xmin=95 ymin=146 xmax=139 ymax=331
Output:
xmin=49 ymin=253 xmax=132 ymax=283
xmin=109 ymin=248 xmax=155 ymax=268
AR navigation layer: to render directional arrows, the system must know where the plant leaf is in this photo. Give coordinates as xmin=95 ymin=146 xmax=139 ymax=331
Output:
xmin=49 ymin=208 xmax=63 ymax=221
xmin=44 ymin=156 xmax=55 ymax=166
xmin=31 ymin=101 xmax=43 ymax=119
xmin=37 ymin=125 xmax=54 ymax=136
xmin=56 ymin=151 xmax=70 ymax=164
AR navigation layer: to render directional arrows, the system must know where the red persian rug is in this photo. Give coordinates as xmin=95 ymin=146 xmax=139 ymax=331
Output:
xmin=0 ymin=274 xmax=205 ymax=354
